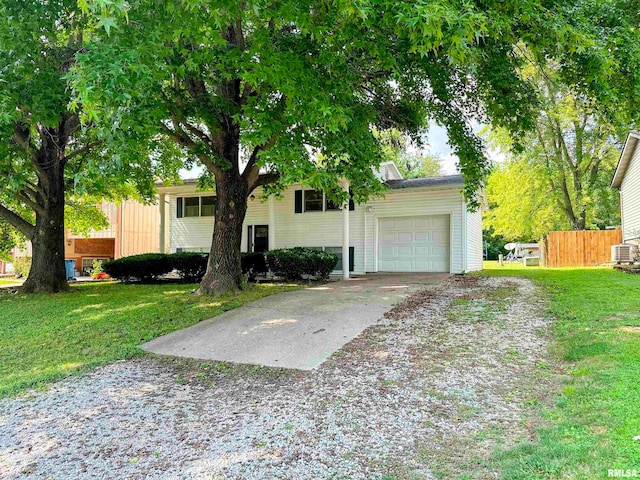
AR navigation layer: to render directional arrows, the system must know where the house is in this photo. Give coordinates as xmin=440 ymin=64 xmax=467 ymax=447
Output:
xmin=65 ymin=200 xmax=160 ymax=274
xmin=157 ymin=164 xmax=484 ymax=276
xmin=9 ymin=199 xmax=160 ymax=276
xmin=611 ymin=131 xmax=640 ymax=245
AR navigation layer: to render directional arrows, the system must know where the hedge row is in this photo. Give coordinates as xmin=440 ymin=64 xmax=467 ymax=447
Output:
xmin=103 ymin=248 xmax=339 ymax=283
xmin=103 ymin=252 xmax=207 ymax=283
xmin=264 ymin=248 xmax=337 ymax=281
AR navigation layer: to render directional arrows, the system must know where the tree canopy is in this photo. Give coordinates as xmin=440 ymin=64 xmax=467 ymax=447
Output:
xmin=484 ymin=63 xmax=623 ymax=240
xmin=375 ymin=128 xmax=442 ymax=178
xmin=72 ymin=0 xmax=580 ymax=206
xmin=68 ymin=0 xmax=640 ymax=293
xmin=0 ymin=0 xmax=165 ymax=292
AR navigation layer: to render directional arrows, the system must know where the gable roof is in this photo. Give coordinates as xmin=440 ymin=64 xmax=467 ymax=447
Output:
xmin=611 ymin=131 xmax=640 ymax=189
xmin=386 ymin=174 xmax=463 ymax=189
xmin=159 ymin=174 xmax=465 ymax=193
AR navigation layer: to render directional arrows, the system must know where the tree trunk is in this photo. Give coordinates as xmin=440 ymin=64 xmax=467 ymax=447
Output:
xmin=21 ymin=165 xmax=68 ymax=294
xmin=196 ymin=172 xmax=249 ymax=295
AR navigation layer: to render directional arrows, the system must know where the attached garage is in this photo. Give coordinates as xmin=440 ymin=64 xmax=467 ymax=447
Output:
xmin=378 ymin=215 xmax=450 ymax=272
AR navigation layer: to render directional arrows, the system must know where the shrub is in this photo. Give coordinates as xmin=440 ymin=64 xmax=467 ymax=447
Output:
xmin=265 ymin=247 xmax=338 ymax=281
xmin=12 ymin=256 xmax=31 ymax=278
xmin=241 ymin=252 xmax=268 ymax=282
xmin=169 ymin=252 xmax=208 ymax=282
xmin=103 ymin=253 xmax=172 ymax=283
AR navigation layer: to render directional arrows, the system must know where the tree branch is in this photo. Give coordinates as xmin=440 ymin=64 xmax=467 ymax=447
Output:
xmin=160 ymin=121 xmax=222 ymax=176
xmin=15 ymin=189 xmax=44 ymax=215
xmin=61 ymin=113 xmax=81 ymax=140
xmin=0 ymin=203 xmax=35 ymax=238
xmin=183 ymin=121 xmax=217 ymax=153
xmin=12 ymin=123 xmax=36 ymax=156
xmin=243 ymin=135 xmax=278 ymax=178
xmin=251 ymin=172 xmax=280 ymax=190
xmin=62 ymin=140 xmax=103 ymax=163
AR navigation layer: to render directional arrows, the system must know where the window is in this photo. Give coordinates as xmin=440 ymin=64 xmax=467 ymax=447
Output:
xmin=306 ymin=247 xmax=354 ymax=272
xmin=325 ymin=197 xmax=341 ymax=211
xmin=325 ymin=247 xmax=355 ymax=272
xmin=294 ymin=189 xmax=355 ymax=213
xmin=304 ymin=190 xmax=323 ymax=211
xmin=183 ymin=197 xmax=200 ymax=217
xmin=177 ymin=196 xmax=216 ymax=218
xmin=81 ymin=257 xmax=111 ymax=276
xmin=201 ymin=196 xmax=216 ymax=216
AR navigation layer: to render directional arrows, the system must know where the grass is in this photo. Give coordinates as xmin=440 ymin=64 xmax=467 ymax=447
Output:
xmin=479 ymin=261 xmax=640 ymax=479
xmin=0 ymin=278 xmax=19 ymax=285
xmin=0 ymin=281 xmax=302 ymax=398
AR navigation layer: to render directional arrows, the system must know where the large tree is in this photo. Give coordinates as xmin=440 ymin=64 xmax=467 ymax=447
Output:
xmin=0 ymin=0 xmax=93 ymax=293
xmin=484 ymin=64 xmax=623 ymax=239
xmin=73 ymin=0 xmax=637 ymax=294
xmin=0 ymin=0 xmax=160 ymax=293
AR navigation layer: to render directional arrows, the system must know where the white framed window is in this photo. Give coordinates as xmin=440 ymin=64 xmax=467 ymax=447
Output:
xmin=177 ymin=196 xmax=216 ymax=218
xmin=295 ymin=189 xmax=353 ymax=213
xmin=304 ymin=190 xmax=324 ymax=212
xmin=183 ymin=197 xmax=200 ymax=217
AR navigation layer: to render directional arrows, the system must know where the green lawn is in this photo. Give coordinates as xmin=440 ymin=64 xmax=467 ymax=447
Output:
xmin=0 ymin=278 xmax=19 ymax=285
xmin=480 ymin=261 xmax=640 ymax=479
xmin=0 ymin=281 xmax=301 ymax=398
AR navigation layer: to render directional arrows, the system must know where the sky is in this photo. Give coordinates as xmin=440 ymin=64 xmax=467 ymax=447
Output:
xmin=419 ymin=122 xmax=505 ymax=175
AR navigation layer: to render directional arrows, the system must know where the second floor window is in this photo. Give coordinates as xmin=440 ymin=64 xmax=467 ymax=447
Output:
xmin=177 ymin=196 xmax=216 ymax=218
xmin=295 ymin=189 xmax=355 ymax=213
xmin=304 ymin=190 xmax=324 ymax=212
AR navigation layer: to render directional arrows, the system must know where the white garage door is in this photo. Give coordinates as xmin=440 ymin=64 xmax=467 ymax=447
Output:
xmin=378 ymin=215 xmax=450 ymax=272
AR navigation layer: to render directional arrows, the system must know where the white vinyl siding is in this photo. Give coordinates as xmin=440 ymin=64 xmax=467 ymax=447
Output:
xmin=364 ymin=188 xmax=465 ymax=274
xmin=170 ymin=194 xmax=214 ymax=252
xmin=378 ymin=215 xmax=450 ymax=272
xmin=621 ymin=143 xmax=640 ymax=244
xmin=465 ymin=206 xmax=484 ymax=271
xmin=242 ymin=190 xmax=270 ymax=252
xmin=166 ymin=182 xmax=477 ymax=275
xmin=273 ymin=187 xmax=365 ymax=273
xmin=170 ymin=189 xmax=271 ymax=254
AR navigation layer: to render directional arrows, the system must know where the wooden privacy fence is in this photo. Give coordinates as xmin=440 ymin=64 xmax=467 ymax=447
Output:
xmin=540 ymin=230 xmax=622 ymax=267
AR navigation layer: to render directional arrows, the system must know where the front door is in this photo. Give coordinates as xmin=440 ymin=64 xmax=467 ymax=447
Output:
xmin=248 ymin=225 xmax=269 ymax=253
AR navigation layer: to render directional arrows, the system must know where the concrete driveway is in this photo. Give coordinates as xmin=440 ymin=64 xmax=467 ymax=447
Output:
xmin=142 ymin=273 xmax=448 ymax=370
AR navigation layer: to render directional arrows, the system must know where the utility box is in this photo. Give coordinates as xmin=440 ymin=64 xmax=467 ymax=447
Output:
xmin=524 ymin=256 xmax=540 ymax=267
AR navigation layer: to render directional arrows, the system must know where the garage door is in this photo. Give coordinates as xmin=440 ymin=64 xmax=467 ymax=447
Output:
xmin=378 ymin=215 xmax=450 ymax=272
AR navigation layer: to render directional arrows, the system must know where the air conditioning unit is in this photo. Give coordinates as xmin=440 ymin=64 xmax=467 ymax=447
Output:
xmin=611 ymin=244 xmax=635 ymax=263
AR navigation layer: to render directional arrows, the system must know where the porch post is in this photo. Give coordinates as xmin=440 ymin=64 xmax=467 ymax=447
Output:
xmin=341 ymin=179 xmax=350 ymax=280
xmin=268 ymin=195 xmax=276 ymax=250
xmin=159 ymin=193 xmax=166 ymax=253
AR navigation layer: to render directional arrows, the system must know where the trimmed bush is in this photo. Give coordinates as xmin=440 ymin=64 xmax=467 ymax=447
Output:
xmin=169 ymin=252 xmax=208 ymax=282
xmin=103 ymin=253 xmax=172 ymax=283
xmin=241 ymin=252 xmax=268 ymax=282
xmin=265 ymin=247 xmax=338 ymax=281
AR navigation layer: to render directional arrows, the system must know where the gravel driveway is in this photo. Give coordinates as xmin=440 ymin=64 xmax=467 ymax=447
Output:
xmin=0 ymin=276 xmax=553 ymax=479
